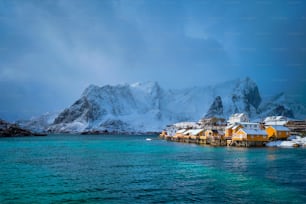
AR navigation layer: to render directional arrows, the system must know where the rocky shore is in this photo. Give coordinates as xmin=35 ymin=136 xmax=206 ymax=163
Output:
xmin=0 ymin=119 xmax=47 ymax=137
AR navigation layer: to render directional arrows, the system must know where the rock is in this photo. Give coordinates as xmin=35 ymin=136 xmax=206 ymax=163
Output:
xmin=205 ymin=96 xmax=223 ymax=118
xmin=0 ymin=119 xmax=47 ymax=137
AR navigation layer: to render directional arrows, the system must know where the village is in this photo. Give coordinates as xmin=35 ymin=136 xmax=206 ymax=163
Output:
xmin=160 ymin=113 xmax=306 ymax=147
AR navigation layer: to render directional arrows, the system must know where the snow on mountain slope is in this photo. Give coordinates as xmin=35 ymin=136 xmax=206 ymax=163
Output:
xmin=49 ymin=82 xmax=166 ymax=133
xmin=27 ymin=77 xmax=305 ymax=133
xmin=17 ymin=112 xmax=58 ymax=132
xmin=259 ymin=92 xmax=306 ymax=119
xmin=49 ymin=78 xmax=268 ymax=132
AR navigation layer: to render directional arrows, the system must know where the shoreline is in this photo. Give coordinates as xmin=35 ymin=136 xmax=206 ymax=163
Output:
xmin=159 ymin=134 xmax=306 ymax=148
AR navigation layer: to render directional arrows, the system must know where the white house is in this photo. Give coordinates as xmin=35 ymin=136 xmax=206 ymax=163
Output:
xmin=227 ymin=113 xmax=249 ymax=125
xmin=264 ymin=116 xmax=288 ymax=126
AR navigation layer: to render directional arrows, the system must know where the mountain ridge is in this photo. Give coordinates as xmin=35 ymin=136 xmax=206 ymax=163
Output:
xmin=17 ymin=78 xmax=306 ymax=133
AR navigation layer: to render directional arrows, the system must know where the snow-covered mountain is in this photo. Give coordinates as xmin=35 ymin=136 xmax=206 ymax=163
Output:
xmin=258 ymin=92 xmax=306 ymax=120
xmin=22 ymin=77 xmax=306 ymax=133
xmin=17 ymin=112 xmax=59 ymax=133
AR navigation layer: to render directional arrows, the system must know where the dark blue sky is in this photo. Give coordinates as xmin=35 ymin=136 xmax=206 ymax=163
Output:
xmin=0 ymin=0 xmax=306 ymax=121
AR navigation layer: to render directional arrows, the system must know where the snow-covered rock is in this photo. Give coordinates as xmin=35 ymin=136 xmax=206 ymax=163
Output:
xmin=205 ymin=96 xmax=224 ymax=118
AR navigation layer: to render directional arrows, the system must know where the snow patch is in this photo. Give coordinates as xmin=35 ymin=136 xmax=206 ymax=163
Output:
xmin=266 ymin=136 xmax=306 ymax=147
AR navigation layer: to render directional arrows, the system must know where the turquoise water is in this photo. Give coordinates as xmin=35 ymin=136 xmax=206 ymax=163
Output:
xmin=1 ymin=135 xmax=306 ymax=203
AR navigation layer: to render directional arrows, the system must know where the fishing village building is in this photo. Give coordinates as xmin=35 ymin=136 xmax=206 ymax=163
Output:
xmin=266 ymin=125 xmax=290 ymax=140
xmin=160 ymin=113 xmax=298 ymax=147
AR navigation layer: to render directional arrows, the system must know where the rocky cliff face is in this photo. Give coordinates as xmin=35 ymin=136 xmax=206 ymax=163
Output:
xmin=20 ymin=78 xmax=306 ymax=133
xmin=205 ymin=96 xmax=223 ymax=118
xmin=258 ymin=92 xmax=305 ymax=119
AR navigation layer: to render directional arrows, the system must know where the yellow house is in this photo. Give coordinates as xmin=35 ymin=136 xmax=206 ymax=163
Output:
xmin=225 ymin=124 xmax=242 ymax=138
xmin=205 ymin=129 xmax=219 ymax=138
xmin=232 ymin=128 xmax=268 ymax=142
xmin=159 ymin=131 xmax=167 ymax=138
xmin=184 ymin=129 xmax=205 ymax=140
xmin=181 ymin=129 xmax=204 ymax=142
xmin=173 ymin=129 xmax=187 ymax=141
xmin=265 ymin=126 xmax=290 ymax=140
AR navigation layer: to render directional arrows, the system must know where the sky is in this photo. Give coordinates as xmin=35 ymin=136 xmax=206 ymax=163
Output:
xmin=0 ymin=0 xmax=306 ymax=121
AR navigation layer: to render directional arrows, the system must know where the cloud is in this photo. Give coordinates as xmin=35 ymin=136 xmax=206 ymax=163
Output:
xmin=0 ymin=0 xmax=305 ymax=120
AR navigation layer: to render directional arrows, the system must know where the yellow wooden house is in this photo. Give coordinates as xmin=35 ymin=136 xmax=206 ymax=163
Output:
xmin=159 ymin=130 xmax=167 ymax=138
xmin=232 ymin=128 xmax=268 ymax=142
xmin=205 ymin=129 xmax=219 ymax=138
xmin=172 ymin=129 xmax=187 ymax=142
xmin=184 ymin=129 xmax=205 ymax=142
xmin=265 ymin=125 xmax=290 ymax=140
xmin=225 ymin=124 xmax=242 ymax=138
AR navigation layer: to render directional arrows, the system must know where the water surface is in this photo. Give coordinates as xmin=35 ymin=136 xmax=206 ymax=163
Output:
xmin=1 ymin=134 xmax=306 ymax=203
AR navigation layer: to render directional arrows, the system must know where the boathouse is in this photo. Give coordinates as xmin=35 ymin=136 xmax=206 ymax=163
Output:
xmin=225 ymin=123 xmax=242 ymax=138
xmin=266 ymin=125 xmax=290 ymax=140
xmin=232 ymin=128 xmax=268 ymax=147
xmin=205 ymin=129 xmax=219 ymax=138
xmin=172 ymin=129 xmax=187 ymax=142
xmin=183 ymin=129 xmax=205 ymax=143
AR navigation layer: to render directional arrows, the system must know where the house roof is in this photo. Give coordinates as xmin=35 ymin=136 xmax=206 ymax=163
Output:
xmin=176 ymin=129 xmax=186 ymax=134
xmin=232 ymin=125 xmax=241 ymax=130
xmin=226 ymin=124 xmax=235 ymax=129
xmin=241 ymin=129 xmax=267 ymax=135
xmin=206 ymin=129 xmax=218 ymax=133
xmin=232 ymin=113 xmax=246 ymax=118
xmin=185 ymin=129 xmax=204 ymax=136
xmin=264 ymin=116 xmax=288 ymax=122
xmin=269 ymin=125 xmax=290 ymax=131
xmin=240 ymin=122 xmax=259 ymax=126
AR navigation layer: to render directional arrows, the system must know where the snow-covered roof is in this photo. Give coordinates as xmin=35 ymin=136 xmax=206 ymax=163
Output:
xmin=241 ymin=129 xmax=267 ymax=135
xmin=184 ymin=129 xmax=204 ymax=136
xmin=265 ymin=121 xmax=287 ymax=126
xmin=264 ymin=116 xmax=288 ymax=126
xmin=228 ymin=113 xmax=249 ymax=124
xmin=276 ymin=116 xmax=286 ymax=120
xmin=226 ymin=124 xmax=235 ymax=129
xmin=264 ymin=116 xmax=288 ymax=122
xmin=174 ymin=122 xmax=200 ymax=129
xmin=176 ymin=129 xmax=186 ymax=134
xmin=269 ymin=125 xmax=290 ymax=131
xmin=231 ymin=113 xmax=246 ymax=117
xmin=232 ymin=125 xmax=241 ymax=130
xmin=240 ymin=122 xmax=259 ymax=125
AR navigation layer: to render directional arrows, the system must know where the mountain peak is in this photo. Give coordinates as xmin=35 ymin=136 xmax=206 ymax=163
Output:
xmin=130 ymin=81 xmax=160 ymax=93
xmin=22 ymin=78 xmax=306 ymax=133
xmin=236 ymin=77 xmax=257 ymax=90
xmin=82 ymin=84 xmax=100 ymax=97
